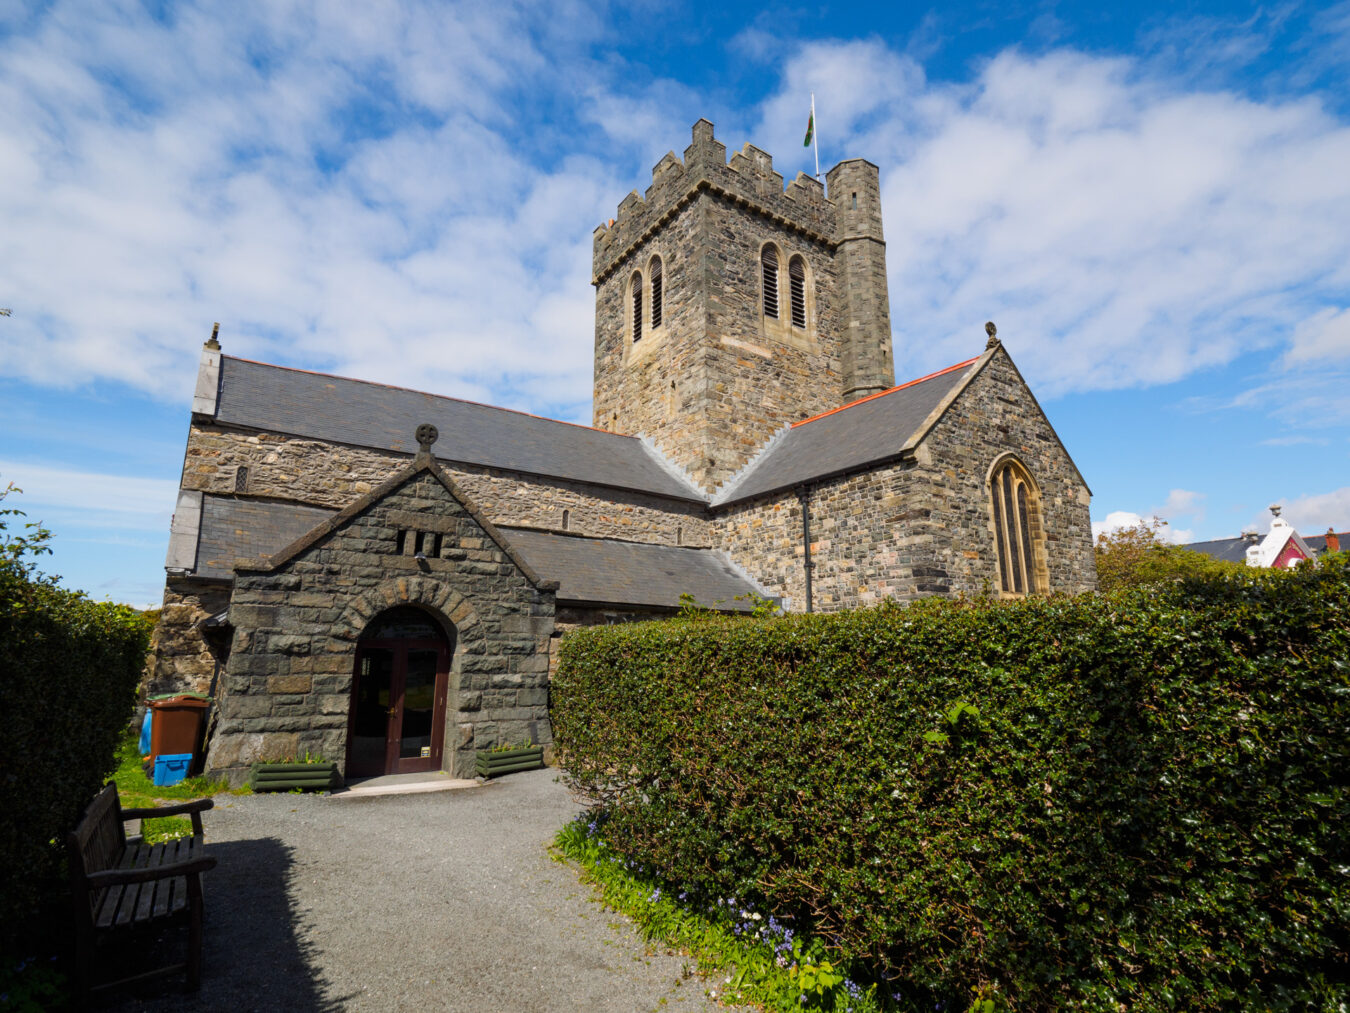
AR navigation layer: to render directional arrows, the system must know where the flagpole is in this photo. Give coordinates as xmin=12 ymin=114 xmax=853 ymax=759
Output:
xmin=811 ymin=93 xmax=820 ymax=180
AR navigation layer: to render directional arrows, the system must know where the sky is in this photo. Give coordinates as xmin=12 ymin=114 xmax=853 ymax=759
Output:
xmin=1 ymin=0 xmax=1348 ymax=607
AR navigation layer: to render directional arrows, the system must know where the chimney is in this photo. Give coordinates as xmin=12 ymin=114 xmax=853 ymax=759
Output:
xmin=1327 ymin=527 xmax=1341 ymax=553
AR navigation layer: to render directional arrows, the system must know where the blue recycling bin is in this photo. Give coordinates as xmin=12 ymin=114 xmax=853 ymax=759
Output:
xmin=138 ymin=710 xmax=153 ymax=756
xmin=152 ymin=753 xmax=192 ymax=787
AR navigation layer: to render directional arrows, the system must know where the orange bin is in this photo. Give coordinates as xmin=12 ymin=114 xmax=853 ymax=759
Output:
xmin=148 ymin=694 xmax=211 ymax=761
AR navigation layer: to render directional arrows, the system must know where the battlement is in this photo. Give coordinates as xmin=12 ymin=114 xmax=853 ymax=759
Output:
xmin=593 ymin=119 xmax=838 ymax=283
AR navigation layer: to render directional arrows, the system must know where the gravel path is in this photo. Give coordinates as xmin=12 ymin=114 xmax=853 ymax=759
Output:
xmin=103 ymin=770 xmax=728 ymax=1012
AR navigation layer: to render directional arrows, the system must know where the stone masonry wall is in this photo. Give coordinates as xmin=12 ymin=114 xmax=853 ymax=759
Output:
xmin=205 ymin=469 xmax=554 ymax=783
xmin=144 ymin=579 xmax=231 ymax=697
xmin=714 ymin=347 xmax=1096 ymax=609
xmin=180 ymin=424 xmax=712 ymax=546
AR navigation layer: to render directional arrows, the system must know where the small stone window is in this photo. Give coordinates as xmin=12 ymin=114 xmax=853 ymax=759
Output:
xmin=631 ymin=271 xmax=643 ymax=343
xmin=562 ymin=509 xmax=571 ymax=531
xmin=990 ymin=458 xmax=1046 ymax=595
xmin=234 ymin=465 xmax=249 ymax=492
xmin=788 ymin=256 xmax=807 ymax=329
xmin=761 ymin=246 xmax=779 ymax=319
xmin=649 ymin=256 xmax=663 ymax=329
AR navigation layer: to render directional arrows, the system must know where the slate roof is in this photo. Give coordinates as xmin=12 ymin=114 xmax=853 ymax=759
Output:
xmin=1183 ymin=536 xmax=1250 ymax=564
xmin=196 ymin=494 xmax=335 ymax=579
xmin=1304 ymin=532 xmax=1348 ymax=555
xmin=1186 ymin=531 xmax=1348 ymax=562
xmin=213 ymin=357 xmax=703 ymax=502
xmin=714 ymin=358 xmax=979 ymax=504
xmin=500 ymin=528 xmax=762 ymax=610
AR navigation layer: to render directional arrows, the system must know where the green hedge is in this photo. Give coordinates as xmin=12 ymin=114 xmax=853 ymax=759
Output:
xmin=552 ymin=562 xmax=1350 ymax=1010
xmin=0 ymin=567 xmax=151 ymax=947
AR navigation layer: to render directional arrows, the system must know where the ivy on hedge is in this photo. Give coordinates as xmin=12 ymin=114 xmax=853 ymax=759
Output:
xmin=0 ymin=564 xmax=151 ymax=949
xmin=552 ymin=562 xmax=1350 ymax=1011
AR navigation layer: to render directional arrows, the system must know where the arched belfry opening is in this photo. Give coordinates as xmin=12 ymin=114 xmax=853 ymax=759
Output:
xmin=347 ymin=605 xmax=454 ymax=778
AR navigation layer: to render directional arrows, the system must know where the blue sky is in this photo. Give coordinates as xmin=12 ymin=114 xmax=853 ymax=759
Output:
xmin=1 ymin=0 xmax=1348 ymax=607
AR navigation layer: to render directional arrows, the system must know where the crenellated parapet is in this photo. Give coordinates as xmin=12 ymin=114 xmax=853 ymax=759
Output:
xmin=593 ymin=119 xmax=838 ymax=285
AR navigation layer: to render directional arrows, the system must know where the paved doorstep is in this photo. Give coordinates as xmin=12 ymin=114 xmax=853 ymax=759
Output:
xmin=103 ymin=768 xmax=730 ymax=1013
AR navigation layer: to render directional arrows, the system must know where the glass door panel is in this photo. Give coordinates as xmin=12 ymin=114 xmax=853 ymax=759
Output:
xmin=399 ymin=649 xmax=439 ymax=760
xmin=349 ymin=648 xmax=394 ymax=777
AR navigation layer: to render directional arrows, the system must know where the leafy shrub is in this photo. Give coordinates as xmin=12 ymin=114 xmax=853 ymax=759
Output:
xmin=0 ymin=491 xmax=149 ymax=949
xmin=1094 ymin=517 xmax=1244 ymax=591
xmin=552 ymin=562 xmax=1350 ymax=1010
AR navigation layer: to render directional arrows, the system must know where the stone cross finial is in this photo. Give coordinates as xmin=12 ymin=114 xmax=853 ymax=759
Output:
xmin=985 ymin=320 xmax=999 ymax=348
xmin=205 ymin=322 xmax=220 ymax=350
xmin=415 ymin=423 xmax=439 ymax=459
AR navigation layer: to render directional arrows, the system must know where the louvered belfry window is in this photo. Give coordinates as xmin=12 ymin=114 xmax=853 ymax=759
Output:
xmin=631 ymin=272 xmax=643 ymax=342
xmin=761 ymin=247 xmax=779 ymax=319
xmin=650 ymin=257 xmax=663 ymax=329
xmin=788 ymin=256 xmax=807 ymax=328
xmin=990 ymin=459 xmax=1040 ymax=594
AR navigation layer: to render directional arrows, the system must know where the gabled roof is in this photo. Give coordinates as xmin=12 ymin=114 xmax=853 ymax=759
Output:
xmin=212 ymin=356 xmax=705 ymax=502
xmin=713 ymin=357 xmax=979 ymax=505
xmin=189 ymin=492 xmax=761 ymax=610
xmin=499 ymin=528 xmax=763 ymax=610
xmin=242 ymin=453 xmax=554 ymax=590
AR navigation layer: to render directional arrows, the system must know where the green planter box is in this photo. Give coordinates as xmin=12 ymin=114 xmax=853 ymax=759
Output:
xmin=249 ymin=761 xmax=343 ymax=792
xmin=475 ymin=746 xmax=544 ymax=778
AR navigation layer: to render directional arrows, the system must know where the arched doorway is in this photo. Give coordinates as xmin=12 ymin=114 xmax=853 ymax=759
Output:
xmin=347 ymin=606 xmax=453 ymax=778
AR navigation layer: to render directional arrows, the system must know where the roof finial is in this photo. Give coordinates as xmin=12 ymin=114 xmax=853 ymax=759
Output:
xmin=985 ymin=320 xmax=999 ymax=349
xmin=1269 ymin=503 xmax=1282 ymax=518
xmin=415 ymin=423 xmax=439 ymax=462
xmin=205 ymin=322 xmax=220 ymax=350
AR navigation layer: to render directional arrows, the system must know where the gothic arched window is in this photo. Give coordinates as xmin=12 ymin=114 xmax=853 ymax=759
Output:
xmin=788 ymin=255 xmax=807 ymax=329
xmin=649 ymin=256 xmax=663 ymax=330
xmin=761 ymin=246 xmax=780 ymax=319
xmin=630 ymin=271 xmax=643 ymax=343
xmin=990 ymin=458 xmax=1046 ymax=595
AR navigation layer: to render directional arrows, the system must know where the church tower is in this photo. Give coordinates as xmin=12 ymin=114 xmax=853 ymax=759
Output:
xmin=592 ymin=119 xmax=895 ymax=492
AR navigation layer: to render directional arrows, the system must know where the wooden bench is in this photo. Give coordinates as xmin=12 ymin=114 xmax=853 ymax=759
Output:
xmin=67 ymin=783 xmax=217 ymax=995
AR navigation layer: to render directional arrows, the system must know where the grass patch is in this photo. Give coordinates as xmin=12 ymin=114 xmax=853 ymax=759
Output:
xmin=554 ymin=815 xmax=906 ymax=1013
xmin=109 ymin=728 xmax=244 ymax=843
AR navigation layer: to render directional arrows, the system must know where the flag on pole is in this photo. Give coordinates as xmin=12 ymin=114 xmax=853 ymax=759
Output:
xmin=803 ymin=111 xmax=814 ymax=147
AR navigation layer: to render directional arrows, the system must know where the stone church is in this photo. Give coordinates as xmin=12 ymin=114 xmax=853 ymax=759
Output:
xmin=148 ymin=119 xmax=1096 ymax=783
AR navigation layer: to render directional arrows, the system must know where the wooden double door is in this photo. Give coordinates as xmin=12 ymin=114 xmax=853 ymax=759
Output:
xmin=346 ymin=608 xmax=452 ymax=778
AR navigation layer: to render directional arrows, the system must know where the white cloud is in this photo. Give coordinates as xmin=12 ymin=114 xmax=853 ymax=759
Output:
xmin=0 ymin=460 xmax=179 ymax=531
xmin=2 ymin=6 xmax=1350 ymax=429
xmin=1285 ymin=306 xmax=1350 ymax=365
xmin=1160 ymin=488 xmax=1205 ymax=522
xmin=1260 ymin=487 xmax=1350 ymax=536
xmin=0 ymin=1 xmax=643 ymax=420
xmin=763 ymin=45 xmax=1350 ymax=395
xmin=1091 ymin=509 xmax=1193 ymax=544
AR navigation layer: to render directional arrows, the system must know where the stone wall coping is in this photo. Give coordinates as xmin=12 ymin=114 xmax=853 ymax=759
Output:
xmin=593 ymin=178 xmax=839 ymax=286
xmin=235 ymin=454 xmax=561 ymax=592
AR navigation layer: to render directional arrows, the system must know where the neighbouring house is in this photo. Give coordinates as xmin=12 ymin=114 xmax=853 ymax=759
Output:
xmin=1185 ymin=505 xmax=1346 ymax=569
xmin=149 ymin=119 xmax=1097 ymax=783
